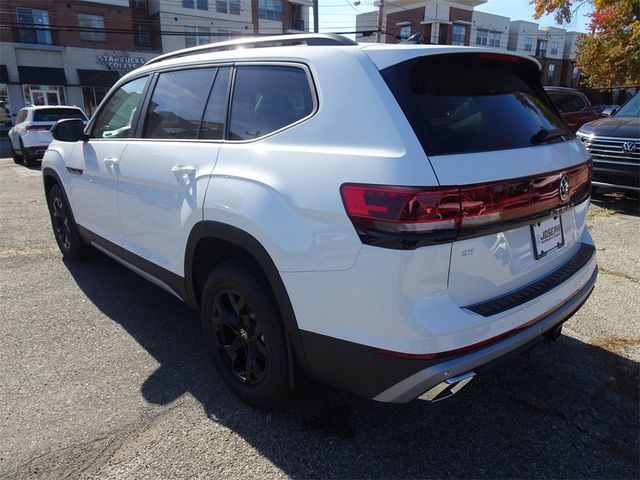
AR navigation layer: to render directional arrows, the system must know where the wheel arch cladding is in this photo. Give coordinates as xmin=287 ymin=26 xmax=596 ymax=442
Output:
xmin=184 ymin=221 xmax=312 ymax=377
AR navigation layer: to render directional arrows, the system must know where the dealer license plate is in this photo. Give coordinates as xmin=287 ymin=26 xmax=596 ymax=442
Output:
xmin=531 ymin=215 xmax=564 ymax=259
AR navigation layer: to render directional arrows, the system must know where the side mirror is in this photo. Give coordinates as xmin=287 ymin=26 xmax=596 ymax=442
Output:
xmin=601 ymin=107 xmax=618 ymax=117
xmin=51 ymin=118 xmax=88 ymax=142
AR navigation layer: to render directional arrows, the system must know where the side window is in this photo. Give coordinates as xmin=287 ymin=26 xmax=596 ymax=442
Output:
xmin=143 ymin=67 xmax=216 ymax=139
xmin=200 ymin=67 xmax=231 ymax=140
xmin=228 ymin=65 xmax=314 ymax=140
xmin=92 ymin=76 xmax=148 ymax=139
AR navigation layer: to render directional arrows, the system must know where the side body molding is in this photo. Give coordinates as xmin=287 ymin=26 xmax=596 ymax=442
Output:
xmin=184 ymin=221 xmax=312 ymax=376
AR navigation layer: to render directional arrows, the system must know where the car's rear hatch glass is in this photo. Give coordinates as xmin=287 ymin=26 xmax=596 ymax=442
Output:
xmin=33 ymin=109 xmax=86 ymax=122
xmin=379 ymin=53 xmax=572 ymax=157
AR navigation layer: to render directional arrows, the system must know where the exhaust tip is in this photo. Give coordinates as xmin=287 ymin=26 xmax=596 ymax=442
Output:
xmin=419 ymin=371 xmax=476 ymax=402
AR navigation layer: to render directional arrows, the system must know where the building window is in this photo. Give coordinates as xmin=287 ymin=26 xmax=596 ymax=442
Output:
xmin=399 ymin=26 xmax=411 ymax=41
xmin=572 ymin=66 xmax=579 ymax=80
xmin=476 ymin=29 xmax=488 ymax=45
xmin=135 ymin=25 xmax=151 ymax=49
xmin=23 ymin=85 xmax=65 ymax=106
xmin=16 ymin=8 xmax=52 ymax=44
xmin=488 ymin=31 xmax=501 ymax=47
xmin=524 ymin=36 xmax=533 ymax=52
xmin=550 ymin=41 xmax=559 ymax=55
xmin=258 ymin=0 xmax=282 ymax=20
xmin=184 ymin=26 xmax=210 ymax=47
xmin=218 ymin=29 xmax=233 ymax=40
xmin=82 ymin=86 xmax=108 ymax=117
xmin=547 ymin=63 xmax=555 ymax=79
xmin=132 ymin=0 xmax=147 ymax=7
xmin=536 ymin=39 xmax=547 ymax=57
xmin=452 ymin=25 xmax=466 ymax=45
xmin=217 ymin=0 xmax=239 ymax=14
xmin=78 ymin=14 xmax=106 ymax=42
xmin=186 ymin=0 xmax=208 ymax=9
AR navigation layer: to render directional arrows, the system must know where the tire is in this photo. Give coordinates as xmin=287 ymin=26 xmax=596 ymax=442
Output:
xmin=47 ymin=183 xmax=92 ymax=260
xmin=20 ymin=139 xmax=36 ymax=167
xmin=201 ymin=260 xmax=290 ymax=408
xmin=11 ymin=145 xmax=21 ymax=164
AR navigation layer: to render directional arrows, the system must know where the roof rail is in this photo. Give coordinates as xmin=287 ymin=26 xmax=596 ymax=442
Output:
xmin=145 ymin=33 xmax=357 ymax=66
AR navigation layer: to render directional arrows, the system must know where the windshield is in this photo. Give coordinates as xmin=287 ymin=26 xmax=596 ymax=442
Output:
xmin=380 ymin=54 xmax=572 ymax=156
xmin=34 ymin=109 xmax=87 ymax=122
xmin=615 ymin=93 xmax=640 ymax=118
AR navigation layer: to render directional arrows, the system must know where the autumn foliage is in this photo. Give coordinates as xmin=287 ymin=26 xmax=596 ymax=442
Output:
xmin=531 ymin=0 xmax=640 ymax=87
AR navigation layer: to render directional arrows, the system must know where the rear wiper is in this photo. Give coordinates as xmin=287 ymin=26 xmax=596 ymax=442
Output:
xmin=530 ymin=128 xmax=567 ymax=145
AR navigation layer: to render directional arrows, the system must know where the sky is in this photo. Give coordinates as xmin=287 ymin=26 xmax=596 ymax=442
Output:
xmin=316 ymin=0 xmax=594 ymax=36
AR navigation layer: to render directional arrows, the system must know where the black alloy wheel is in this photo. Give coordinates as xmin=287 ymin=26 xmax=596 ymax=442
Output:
xmin=47 ymin=184 xmax=92 ymax=260
xmin=212 ymin=288 xmax=268 ymax=385
xmin=52 ymin=196 xmax=72 ymax=251
xmin=201 ymin=261 xmax=290 ymax=407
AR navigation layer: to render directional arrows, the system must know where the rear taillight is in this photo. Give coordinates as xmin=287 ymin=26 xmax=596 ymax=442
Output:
xmin=26 ymin=124 xmax=51 ymax=131
xmin=341 ymin=162 xmax=591 ymax=249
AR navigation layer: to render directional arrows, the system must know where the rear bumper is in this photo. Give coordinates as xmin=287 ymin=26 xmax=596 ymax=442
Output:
xmin=374 ymin=265 xmax=597 ymax=402
xmin=23 ymin=145 xmax=48 ymax=160
xmin=299 ymin=257 xmax=597 ymax=403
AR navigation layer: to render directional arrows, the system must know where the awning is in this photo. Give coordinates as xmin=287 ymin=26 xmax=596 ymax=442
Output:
xmin=18 ymin=66 xmax=67 ymax=85
xmin=77 ymin=69 xmax=120 ymax=87
xmin=0 ymin=65 xmax=8 ymax=83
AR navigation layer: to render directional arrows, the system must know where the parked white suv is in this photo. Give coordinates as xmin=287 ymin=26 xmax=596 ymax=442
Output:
xmin=10 ymin=105 xmax=87 ymax=167
xmin=43 ymin=34 xmax=597 ymax=407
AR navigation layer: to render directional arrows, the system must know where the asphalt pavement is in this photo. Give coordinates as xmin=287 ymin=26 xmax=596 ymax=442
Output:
xmin=0 ymin=157 xmax=638 ymax=479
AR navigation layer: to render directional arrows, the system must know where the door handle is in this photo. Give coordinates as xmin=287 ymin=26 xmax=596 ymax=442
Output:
xmin=103 ymin=156 xmax=120 ymax=167
xmin=171 ymin=164 xmax=196 ymax=176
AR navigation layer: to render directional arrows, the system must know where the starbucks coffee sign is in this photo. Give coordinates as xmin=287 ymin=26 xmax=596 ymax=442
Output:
xmin=97 ymin=52 xmax=146 ymax=74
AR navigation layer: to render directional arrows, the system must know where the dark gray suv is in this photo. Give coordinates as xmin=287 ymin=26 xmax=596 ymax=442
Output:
xmin=577 ymin=93 xmax=640 ymax=192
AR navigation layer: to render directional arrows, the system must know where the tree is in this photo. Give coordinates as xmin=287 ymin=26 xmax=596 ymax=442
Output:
xmin=531 ymin=0 xmax=640 ymax=87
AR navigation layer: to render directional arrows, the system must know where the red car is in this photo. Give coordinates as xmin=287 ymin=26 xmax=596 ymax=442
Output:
xmin=545 ymin=87 xmax=599 ymax=132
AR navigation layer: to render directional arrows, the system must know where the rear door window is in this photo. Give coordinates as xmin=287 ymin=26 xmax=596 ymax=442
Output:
xmin=228 ymin=65 xmax=314 ymax=140
xmin=548 ymin=93 xmax=586 ymax=113
xmin=200 ymin=67 xmax=231 ymax=140
xmin=143 ymin=67 xmax=217 ymax=139
xmin=380 ymin=54 xmax=572 ymax=156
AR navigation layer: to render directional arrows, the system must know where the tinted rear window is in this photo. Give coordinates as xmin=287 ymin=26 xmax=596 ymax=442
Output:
xmin=380 ymin=54 xmax=572 ymax=156
xmin=34 ymin=109 xmax=86 ymax=122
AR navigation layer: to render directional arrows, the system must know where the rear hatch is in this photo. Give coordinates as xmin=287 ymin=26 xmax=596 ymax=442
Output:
xmin=30 ymin=108 xmax=87 ymax=144
xmin=374 ymin=50 xmax=592 ymax=307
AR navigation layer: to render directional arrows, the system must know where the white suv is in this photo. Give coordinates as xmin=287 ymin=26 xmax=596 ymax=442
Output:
xmin=9 ymin=105 xmax=87 ymax=166
xmin=43 ymin=34 xmax=597 ymax=407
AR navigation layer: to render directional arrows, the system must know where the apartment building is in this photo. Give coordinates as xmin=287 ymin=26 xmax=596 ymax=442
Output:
xmin=355 ymin=0 xmax=581 ymax=87
xmin=149 ymin=0 xmax=312 ymax=53
xmin=0 ymin=0 xmax=160 ymax=121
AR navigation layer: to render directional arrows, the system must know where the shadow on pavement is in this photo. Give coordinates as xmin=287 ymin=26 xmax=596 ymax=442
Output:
xmin=64 ymin=254 xmax=639 ymax=479
xmin=591 ymin=188 xmax=639 ymax=216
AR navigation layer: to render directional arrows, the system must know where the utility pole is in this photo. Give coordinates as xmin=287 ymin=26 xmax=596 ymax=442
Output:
xmin=375 ymin=0 xmax=385 ymax=43
xmin=313 ymin=0 xmax=319 ymax=33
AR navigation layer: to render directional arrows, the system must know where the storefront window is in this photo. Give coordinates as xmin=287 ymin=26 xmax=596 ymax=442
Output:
xmin=23 ymin=85 xmax=65 ymax=106
xmin=0 ymin=84 xmax=12 ymax=126
xmin=82 ymin=86 xmax=108 ymax=117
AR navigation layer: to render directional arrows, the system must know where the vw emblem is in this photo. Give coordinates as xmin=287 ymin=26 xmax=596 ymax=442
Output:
xmin=622 ymin=141 xmax=637 ymax=154
xmin=559 ymin=175 xmax=570 ymax=202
